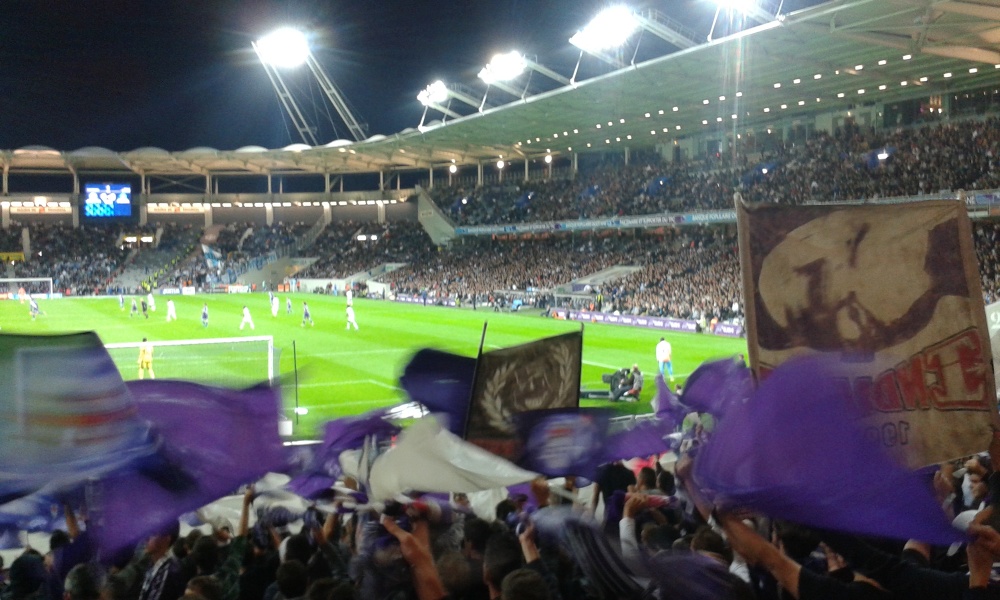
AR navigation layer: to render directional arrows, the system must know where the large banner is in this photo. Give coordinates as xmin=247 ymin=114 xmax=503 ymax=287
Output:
xmin=738 ymin=200 xmax=996 ymax=468
xmin=465 ymin=331 xmax=582 ymax=459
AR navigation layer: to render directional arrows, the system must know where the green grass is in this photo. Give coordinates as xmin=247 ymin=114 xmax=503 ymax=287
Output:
xmin=0 ymin=294 xmax=747 ymax=438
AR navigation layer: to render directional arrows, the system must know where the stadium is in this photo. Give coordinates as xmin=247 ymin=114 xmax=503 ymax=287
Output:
xmin=3 ymin=0 xmax=1000 ymax=598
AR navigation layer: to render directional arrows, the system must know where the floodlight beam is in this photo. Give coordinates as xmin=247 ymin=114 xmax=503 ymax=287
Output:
xmin=635 ymin=9 xmax=698 ymax=49
xmin=523 ymin=58 xmax=571 ymax=86
xmin=304 ymin=53 xmax=368 ymax=141
xmin=252 ymin=40 xmax=319 ymax=146
xmin=485 ymin=81 xmax=522 ymax=98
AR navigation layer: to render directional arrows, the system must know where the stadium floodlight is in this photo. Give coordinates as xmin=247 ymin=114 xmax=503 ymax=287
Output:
xmin=570 ymin=6 xmax=640 ymax=53
xmin=256 ymin=28 xmax=310 ymax=68
xmin=708 ymin=0 xmax=782 ymax=40
xmin=568 ymin=6 xmax=698 ymax=75
xmin=418 ymin=80 xmax=450 ymax=106
xmin=417 ymin=80 xmax=483 ymax=126
xmin=478 ymin=51 xmax=572 ymax=100
xmin=479 ymin=51 xmax=527 ymax=85
xmin=253 ymin=27 xmax=368 ymax=143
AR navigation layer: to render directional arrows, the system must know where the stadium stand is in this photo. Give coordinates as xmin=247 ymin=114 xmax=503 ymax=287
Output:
xmin=430 ymin=116 xmax=1000 ymax=222
xmin=9 ymin=5 xmax=1000 ymax=598
xmin=11 ymin=223 xmax=151 ymax=295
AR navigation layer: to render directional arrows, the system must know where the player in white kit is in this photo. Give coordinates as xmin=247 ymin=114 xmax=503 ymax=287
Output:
xmin=240 ymin=305 xmax=255 ymax=330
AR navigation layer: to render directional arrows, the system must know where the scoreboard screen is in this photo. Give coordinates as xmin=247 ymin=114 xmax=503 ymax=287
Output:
xmin=83 ymin=183 xmax=132 ymax=218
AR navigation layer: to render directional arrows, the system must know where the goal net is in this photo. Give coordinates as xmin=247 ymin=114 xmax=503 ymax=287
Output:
xmin=103 ymin=335 xmax=276 ymax=387
xmin=0 ymin=277 xmax=54 ymax=298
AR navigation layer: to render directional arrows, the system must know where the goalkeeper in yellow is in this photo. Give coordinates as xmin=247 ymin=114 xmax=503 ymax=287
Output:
xmin=138 ymin=337 xmax=155 ymax=380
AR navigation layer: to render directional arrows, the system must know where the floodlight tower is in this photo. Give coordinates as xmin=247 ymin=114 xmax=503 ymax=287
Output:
xmin=254 ymin=27 xmax=368 ymax=144
xmin=568 ymin=5 xmax=699 ymax=76
xmin=477 ymin=51 xmax=571 ymax=99
xmin=417 ymin=80 xmax=484 ymax=126
xmin=708 ymin=0 xmax=784 ymax=41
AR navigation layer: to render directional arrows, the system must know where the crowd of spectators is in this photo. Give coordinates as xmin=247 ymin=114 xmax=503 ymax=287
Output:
xmin=571 ymin=227 xmax=742 ymax=322
xmin=10 ymin=223 xmax=154 ymax=295
xmin=976 ymin=221 xmax=1000 ymax=305
xmin=299 ymin=221 xmax=436 ymax=280
xmin=7 ymin=214 xmax=1000 ymax=316
xmin=431 ymin=116 xmax=1000 ymax=224
xmin=0 ymin=222 xmax=22 ymax=253
xmin=4 ymin=407 xmax=1000 ymax=600
xmin=381 ymin=233 xmax=638 ymax=307
xmin=206 ymin=222 xmax=313 ymax=283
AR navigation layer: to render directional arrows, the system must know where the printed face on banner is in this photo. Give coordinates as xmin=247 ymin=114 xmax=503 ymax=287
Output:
xmin=739 ymin=201 xmax=996 ymax=467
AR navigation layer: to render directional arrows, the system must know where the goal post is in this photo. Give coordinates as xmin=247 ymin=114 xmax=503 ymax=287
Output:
xmin=0 ymin=277 xmax=54 ymax=297
xmin=104 ymin=335 xmax=276 ymax=386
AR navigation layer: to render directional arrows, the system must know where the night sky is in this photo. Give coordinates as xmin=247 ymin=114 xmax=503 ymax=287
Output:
xmin=0 ymin=1 xmax=819 ymax=152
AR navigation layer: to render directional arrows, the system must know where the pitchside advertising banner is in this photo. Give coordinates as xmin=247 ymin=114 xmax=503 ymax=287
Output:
xmin=738 ymin=199 xmax=996 ymax=468
xmin=454 ymin=210 xmax=738 ymax=235
xmin=551 ymin=308 xmax=744 ymax=338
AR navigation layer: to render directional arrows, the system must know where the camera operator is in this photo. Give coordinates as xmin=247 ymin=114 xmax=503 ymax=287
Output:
xmin=603 ymin=367 xmax=631 ymax=392
xmin=612 ymin=364 xmax=643 ymax=402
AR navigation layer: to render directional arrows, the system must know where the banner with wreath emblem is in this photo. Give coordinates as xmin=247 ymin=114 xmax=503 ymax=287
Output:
xmin=465 ymin=331 xmax=583 ymax=459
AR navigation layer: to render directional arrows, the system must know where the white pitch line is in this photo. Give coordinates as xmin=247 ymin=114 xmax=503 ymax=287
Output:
xmin=486 ymin=343 xmax=635 ymax=371
xmin=305 ymin=349 xmax=403 ymax=358
xmin=304 ymin=398 xmax=401 ymax=408
xmin=583 ymin=359 xmax=621 ymax=370
xmin=292 ymin=379 xmax=402 ymax=390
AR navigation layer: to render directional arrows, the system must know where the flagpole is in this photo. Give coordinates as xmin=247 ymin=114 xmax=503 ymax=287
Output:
xmin=461 ymin=321 xmax=489 ymax=439
xmin=293 ymin=340 xmax=300 ymax=425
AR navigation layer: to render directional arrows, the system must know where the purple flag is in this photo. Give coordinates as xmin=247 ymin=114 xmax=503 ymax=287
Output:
xmin=399 ymin=349 xmax=477 ymax=435
xmin=94 ymin=380 xmax=286 ymax=553
xmin=513 ymin=408 xmax=612 ymax=478
xmin=693 ymin=357 xmax=963 ymax=545
xmin=600 ymin=420 xmax=672 ymax=465
xmin=679 ymin=356 xmax=753 ymax=418
xmin=653 ymin=374 xmax=686 ymax=430
xmin=287 ymin=407 xmax=401 ymax=498
xmin=0 ymin=332 xmax=158 ymax=506
xmin=645 ymin=551 xmax=741 ymax=600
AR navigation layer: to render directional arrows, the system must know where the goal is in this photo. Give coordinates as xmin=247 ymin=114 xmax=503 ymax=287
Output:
xmin=0 ymin=277 xmax=54 ymax=297
xmin=103 ymin=335 xmax=276 ymax=386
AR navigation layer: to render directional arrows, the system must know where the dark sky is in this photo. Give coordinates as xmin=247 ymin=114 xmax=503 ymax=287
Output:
xmin=0 ymin=1 xmax=819 ymax=152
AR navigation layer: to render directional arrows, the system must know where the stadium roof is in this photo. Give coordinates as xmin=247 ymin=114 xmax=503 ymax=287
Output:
xmin=5 ymin=0 xmax=1000 ymax=180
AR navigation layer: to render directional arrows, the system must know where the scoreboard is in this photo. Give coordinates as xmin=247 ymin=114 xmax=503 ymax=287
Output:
xmin=83 ymin=183 xmax=132 ymax=218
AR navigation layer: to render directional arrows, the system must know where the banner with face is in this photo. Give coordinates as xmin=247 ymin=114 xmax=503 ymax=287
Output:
xmin=738 ymin=200 xmax=996 ymax=468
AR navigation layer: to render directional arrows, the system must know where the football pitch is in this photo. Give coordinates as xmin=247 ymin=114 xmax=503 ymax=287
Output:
xmin=0 ymin=294 xmax=748 ymax=438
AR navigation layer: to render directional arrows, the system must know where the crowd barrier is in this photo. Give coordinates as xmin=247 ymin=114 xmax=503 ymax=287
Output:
xmin=553 ymin=308 xmax=744 ymax=338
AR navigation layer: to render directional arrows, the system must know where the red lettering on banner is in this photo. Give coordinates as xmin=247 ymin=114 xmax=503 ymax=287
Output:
xmin=873 ymin=369 xmax=903 ymax=412
xmin=895 ymin=354 xmax=930 ymax=410
xmin=925 ymin=329 xmax=991 ymax=410
xmin=757 ymin=330 xmax=991 ymax=414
